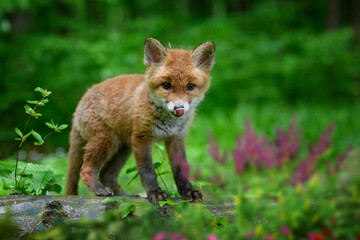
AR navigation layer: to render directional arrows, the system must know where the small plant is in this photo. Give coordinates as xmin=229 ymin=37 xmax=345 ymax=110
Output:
xmin=2 ymin=87 xmax=68 ymax=195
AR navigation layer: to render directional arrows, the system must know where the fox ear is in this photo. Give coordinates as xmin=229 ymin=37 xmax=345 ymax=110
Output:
xmin=144 ymin=37 xmax=168 ymax=66
xmin=191 ymin=41 xmax=215 ymax=71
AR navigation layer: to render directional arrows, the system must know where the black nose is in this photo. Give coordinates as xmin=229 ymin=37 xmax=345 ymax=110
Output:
xmin=174 ymin=104 xmax=184 ymax=110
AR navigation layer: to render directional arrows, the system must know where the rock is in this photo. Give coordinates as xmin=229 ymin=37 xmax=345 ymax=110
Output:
xmin=0 ymin=195 xmax=236 ymax=233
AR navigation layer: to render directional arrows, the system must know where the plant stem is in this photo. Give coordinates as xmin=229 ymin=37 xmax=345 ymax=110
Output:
xmin=155 ymin=143 xmax=172 ymax=193
xmin=15 ymin=96 xmax=46 ymax=188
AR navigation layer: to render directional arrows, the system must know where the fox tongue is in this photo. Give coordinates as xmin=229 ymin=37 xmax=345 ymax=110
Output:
xmin=174 ymin=108 xmax=185 ymax=117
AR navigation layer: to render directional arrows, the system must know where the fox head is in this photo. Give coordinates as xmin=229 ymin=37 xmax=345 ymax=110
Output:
xmin=144 ymin=37 xmax=215 ymax=118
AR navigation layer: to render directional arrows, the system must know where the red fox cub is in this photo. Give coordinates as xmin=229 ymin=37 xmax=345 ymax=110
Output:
xmin=66 ymin=37 xmax=215 ymax=202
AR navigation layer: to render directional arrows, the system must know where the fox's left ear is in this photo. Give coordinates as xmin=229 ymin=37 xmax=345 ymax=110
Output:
xmin=191 ymin=41 xmax=215 ymax=71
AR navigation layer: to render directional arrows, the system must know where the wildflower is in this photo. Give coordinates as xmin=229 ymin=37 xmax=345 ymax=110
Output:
xmin=255 ymin=225 xmax=263 ymax=236
xmin=152 ymin=232 xmax=167 ymax=240
xmin=308 ymin=232 xmax=325 ymax=240
xmin=309 ymin=174 xmax=318 ymax=188
xmin=245 ymin=232 xmax=254 ymax=238
xmin=312 ymin=214 xmax=319 ymax=223
xmin=295 ymin=184 xmax=303 ymax=194
xmin=255 ymin=188 xmax=262 ymax=199
xmin=277 ymin=194 xmax=285 ymax=204
xmin=265 ymin=235 xmax=274 ymax=240
xmin=234 ymin=196 xmax=242 ymax=206
xmin=207 ymin=234 xmax=219 ymax=240
xmin=170 ymin=233 xmax=181 ymax=240
xmin=280 ymin=226 xmax=291 ymax=236
xmin=304 ymin=198 xmax=311 ymax=210
xmin=208 ymin=132 xmax=228 ymax=165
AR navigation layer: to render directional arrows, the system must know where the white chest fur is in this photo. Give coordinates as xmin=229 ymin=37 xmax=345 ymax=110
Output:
xmin=152 ymin=115 xmax=190 ymax=140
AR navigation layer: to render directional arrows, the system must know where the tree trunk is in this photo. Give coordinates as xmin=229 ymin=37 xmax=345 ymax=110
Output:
xmin=327 ymin=0 xmax=339 ymax=30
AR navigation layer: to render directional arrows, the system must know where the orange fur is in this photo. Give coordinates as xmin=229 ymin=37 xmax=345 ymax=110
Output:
xmin=66 ymin=38 xmax=215 ymax=202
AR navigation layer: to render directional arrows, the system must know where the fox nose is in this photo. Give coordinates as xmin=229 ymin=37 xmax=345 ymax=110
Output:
xmin=174 ymin=104 xmax=184 ymax=110
xmin=173 ymin=104 xmax=185 ymax=117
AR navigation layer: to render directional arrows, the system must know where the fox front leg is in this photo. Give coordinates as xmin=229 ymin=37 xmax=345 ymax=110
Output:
xmin=165 ymin=137 xmax=202 ymax=201
xmin=131 ymin=135 xmax=168 ymax=203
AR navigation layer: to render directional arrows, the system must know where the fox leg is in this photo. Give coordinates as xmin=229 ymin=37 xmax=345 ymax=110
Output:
xmin=131 ymin=135 xmax=168 ymax=202
xmin=99 ymin=145 xmax=131 ymax=196
xmin=66 ymin=127 xmax=86 ymax=195
xmin=165 ymin=137 xmax=202 ymax=201
xmin=80 ymin=129 xmax=119 ymax=196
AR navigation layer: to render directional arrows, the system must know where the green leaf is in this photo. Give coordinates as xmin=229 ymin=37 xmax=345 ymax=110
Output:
xmin=127 ymin=173 xmax=139 ymax=186
xmin=125 ymin=166 xmax=138 ymax=174
xmin=45 ymin=122 xmax=56 ymax=130
xmin=23 ymin=131 xmax=33 ymax=140
xmin=58 ymin=124 xmax=68 ymax=130
xmin=31 ymin=171 xmax=53 ymax=195
xmin=27 ymin=100 xmax=39 ymax=105
xmin=34 ymin=113 xmax=42 ymax=119
xmin=120 ymin=202 xmax=136 ymax=219
xmin=154 ymin=162 xmax=162 ymax=169
xmin=15 ymin=128 xmax=23 ymax=137
xmin=1 ymin=178 xmax=11 ymax=190
xmin=158 ymin=199 xmax=176 ymax=207
xmin=44 ymin=90 xmax=52 ymax=97
xmin=35 ymin=87 xmax=45 ymax=94
xmin=35 ymin=87 xmax=51 ymax=97
xmin=24 ymin=105 xmax=36 ymax=116
xmin=102 ymin=196 xmax=136 ymax=219
xmin=32 ymin=130 xmax=44 ymax=145
xmin=39 ymin=98 xmax=49 ymax=106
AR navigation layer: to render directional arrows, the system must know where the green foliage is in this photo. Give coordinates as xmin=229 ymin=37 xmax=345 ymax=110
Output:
xmin=103 ymin=196 xmax=136 ymax=219
xmin=0 ymin=160 xmax=62 ymax=195
xmin=9 ymin=87 xmax=67 ymax=195
xmin=1 ymin=0 xmax=359 ymax=156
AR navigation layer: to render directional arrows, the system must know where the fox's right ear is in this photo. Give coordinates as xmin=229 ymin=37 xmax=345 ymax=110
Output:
xmin=144 ymin=37 xmax=168 ymax=66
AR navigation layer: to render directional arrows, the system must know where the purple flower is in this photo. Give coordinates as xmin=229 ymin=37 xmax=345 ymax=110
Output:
xmin=335 ymin=145 xmax=353 ymax=172
xmin=275 ymin=117 xmax=302 ymax=165
xmin=208 ymin=132 xmax=228 ymax=165
xmin=280 ymin=226 xmax=291 ymax=236
xmin=245 ymin=231 xmax=254 ymax=238
xmin=292 ymin=123 xmax=335 ymax=185
xmin=152 ymin=232 xmax=167 ymax=240
xmin=233 ymin=136 xmax=247 ymax=173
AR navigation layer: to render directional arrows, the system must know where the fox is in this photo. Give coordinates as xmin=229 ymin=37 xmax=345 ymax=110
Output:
xmin=65 ymin=37 xmax=215 ymax=202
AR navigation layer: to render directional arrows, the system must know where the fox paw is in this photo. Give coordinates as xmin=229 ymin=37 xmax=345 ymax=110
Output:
xmin=181 ymin=189 xmax=203 ymax=201
xmin=93 ymin=186 xmax=114 ymax=197
xmin=147 ymin=187 xmax=168 ymax=203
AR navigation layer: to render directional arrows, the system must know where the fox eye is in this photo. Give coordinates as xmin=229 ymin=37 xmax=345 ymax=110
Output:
xmin=161 ymin=82 xmax=171 ymax=90
xmin=186 ymin=83 xmax=195 ymax=91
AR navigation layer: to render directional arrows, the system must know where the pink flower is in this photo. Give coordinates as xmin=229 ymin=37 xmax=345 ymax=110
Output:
xmin=170 ymin=233 xmax=181 ymax=240
xmin=207 ymin=234 xmax=219 ymax=240
xmin=265 ymin=235 xmax=274 ymax=240
xmin=245 ymin=232 xmax=254 ymax=238
xmin=280 ymin=226 xmax=291 ymax=236
xmin=208 ymin=132 xmax=227 ymax=165
xmin=152 ymin=232 xmax=167 ymax=240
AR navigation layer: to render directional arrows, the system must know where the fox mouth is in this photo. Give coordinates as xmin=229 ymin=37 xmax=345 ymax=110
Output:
xmin=173 ymin=107 xmax=185 ymax=117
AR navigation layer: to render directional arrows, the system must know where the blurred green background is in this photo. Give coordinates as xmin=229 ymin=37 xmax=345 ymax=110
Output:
xmin=0 ymin=0 xmax=359 ymax=158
